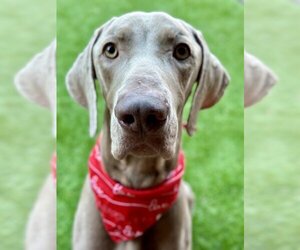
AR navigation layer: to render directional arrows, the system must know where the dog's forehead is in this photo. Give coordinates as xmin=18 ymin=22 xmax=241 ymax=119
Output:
xmin=103 ymin=12 xmax=190 ymax=41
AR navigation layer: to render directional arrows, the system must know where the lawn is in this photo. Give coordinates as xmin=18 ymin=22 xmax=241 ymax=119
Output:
xmin=0 ymin=0 xmax=55 ymax=249
xmin=57 ymin=0 xmax=244 ymax=249
xmin=245 ymin=0 xmax=300 ymax=249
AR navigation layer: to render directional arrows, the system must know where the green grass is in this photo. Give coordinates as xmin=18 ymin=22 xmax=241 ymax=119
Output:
xmin=245 ymin=0 xmax=300 ymax=249
xmin=0 ymin=0 xmax=55 ymax=249
xmin=57 ymin=0 xmax=244 ymax=249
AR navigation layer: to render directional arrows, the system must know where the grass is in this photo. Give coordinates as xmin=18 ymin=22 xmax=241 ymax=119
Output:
xmin=57 ymin=0 xmax=244 ymax=249
xmin=244 ymin=0 xmax=300 ymax=249
xmin=0 ymin=0 xmax=55 ymax=249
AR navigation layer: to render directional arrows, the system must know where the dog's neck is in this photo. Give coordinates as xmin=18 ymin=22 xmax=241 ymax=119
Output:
xmin=100 ymin=109 xmax=181 ymax=189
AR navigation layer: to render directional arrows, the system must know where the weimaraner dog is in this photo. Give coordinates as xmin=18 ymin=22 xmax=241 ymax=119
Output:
xmin=14 ymin=41 xmax=56 ymax=250
xmin=244 ymin=52 xmax=277 ymax=107
xmin=67 ymin=12 xmax=229 ymax=250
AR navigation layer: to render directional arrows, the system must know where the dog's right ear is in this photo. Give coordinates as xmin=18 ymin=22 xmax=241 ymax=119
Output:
xmin=244 ymin=52 xmax=277 ymax=107
xmin=14 ymin=40 xmax=56 ymax=137
xmin=66 ymin=28 xmax=103 ymax=137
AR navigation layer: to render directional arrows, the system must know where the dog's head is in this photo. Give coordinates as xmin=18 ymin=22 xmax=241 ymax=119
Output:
xmin=66 ymin=12 xmax=229 ymax=160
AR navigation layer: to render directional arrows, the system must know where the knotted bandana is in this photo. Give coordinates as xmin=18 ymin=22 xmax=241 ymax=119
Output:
xmin=88 ymin=138 xmax=185 ymax=243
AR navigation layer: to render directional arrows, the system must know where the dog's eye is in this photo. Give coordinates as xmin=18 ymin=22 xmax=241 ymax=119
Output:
xmin=103 ymin=43 xmax=118 ymax=59
xmin=173 ymin=43 xmax=191 ymax=60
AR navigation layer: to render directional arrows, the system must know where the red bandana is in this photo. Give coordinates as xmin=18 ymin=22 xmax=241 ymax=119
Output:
xmin=88 ymin=138 xmax=185 ymax=243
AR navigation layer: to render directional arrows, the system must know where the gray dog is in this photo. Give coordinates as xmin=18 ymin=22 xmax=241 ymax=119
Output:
xmin=67 ymin=12 xmax=229 ymax=250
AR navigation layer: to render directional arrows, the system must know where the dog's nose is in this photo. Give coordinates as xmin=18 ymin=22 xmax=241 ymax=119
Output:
xmin=115 ymin=95 xmax=169 ymax=133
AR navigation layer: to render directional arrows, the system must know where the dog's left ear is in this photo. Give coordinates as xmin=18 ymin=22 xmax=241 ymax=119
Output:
xmin=14 ymin=40 xmax=56 ymax=137
xmin=186 ymin=30 xmax=230 ymax=136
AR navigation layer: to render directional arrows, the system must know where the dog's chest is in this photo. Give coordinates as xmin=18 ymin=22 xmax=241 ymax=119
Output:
xmin=114 ymin=240 xmax=141 ymax=250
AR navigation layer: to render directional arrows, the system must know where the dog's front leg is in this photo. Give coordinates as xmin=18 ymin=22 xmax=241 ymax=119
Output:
xmin=73 ymin=177 xmax=115 ymax=250
xmin=142 ymin=183 xmax=192 ymax=250
xmin=25 ymin=175 xmax=56 ymax=250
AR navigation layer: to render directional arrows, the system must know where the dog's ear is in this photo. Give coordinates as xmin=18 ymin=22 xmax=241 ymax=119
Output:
xmin=14 ymin=40 xmax=56 ymax=137
xmin=66 ymin=28 xmax=102 ymax=137
xmin=66 ymin=19 xmax=115 ymax=137
xmin=186 ymin=30 xmax=230 ymax=136
xmin=244 ymin=52 xmax=277 ymax=108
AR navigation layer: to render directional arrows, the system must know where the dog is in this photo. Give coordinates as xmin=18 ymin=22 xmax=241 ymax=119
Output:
xmin=66 ymin=12 xmax=229 ymax=250
xmin=14 ymin=41 xmax=56 ymax=250
xmin=244 ymin=52 xmax=277 ymax=107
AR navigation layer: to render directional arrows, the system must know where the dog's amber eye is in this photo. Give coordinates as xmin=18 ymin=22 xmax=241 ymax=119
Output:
xmin=103 ymin=43 xmax=118 ymax=59
xmin=173 ymin=43 xmax=191 ymax=60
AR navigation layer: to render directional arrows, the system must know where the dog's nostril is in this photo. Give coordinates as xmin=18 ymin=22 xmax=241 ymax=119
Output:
xmin=122 ymin=114 xmax=135 ymax=125
xmin=145 ymin=113 xmax=167 ymax=131
xmin=146 ymin=114 xmax=157 ymax=127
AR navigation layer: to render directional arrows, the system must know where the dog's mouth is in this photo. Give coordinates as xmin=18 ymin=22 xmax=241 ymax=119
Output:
xmin=130 ymin=142 xmax=160 ymax=157
xmin=123 ymin=132 xmax=175 ymax=158
xmin=111 ymin=118 xmax=178 ymax=160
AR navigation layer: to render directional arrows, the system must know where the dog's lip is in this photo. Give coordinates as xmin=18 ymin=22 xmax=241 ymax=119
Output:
xmin=130 ymin=142 xmax=160 ymax=157
xmin=119 ymin=126 xmax=166 ymax=139
xmin=112 ymin=131 xmax=176 ymax=160
xmin=135 ymin=142 xmax=158 ymax=151
xmin=121 ymin=137 xmax=163 ymax=156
